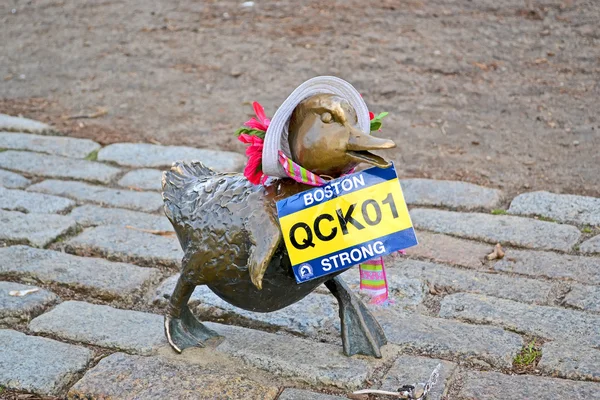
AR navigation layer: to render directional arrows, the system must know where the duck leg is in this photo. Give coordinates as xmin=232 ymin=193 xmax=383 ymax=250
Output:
xmin=325 ymin=275 xmax=387 ymax=358
xmin=165 ymin=274 xmax=221 ymax=353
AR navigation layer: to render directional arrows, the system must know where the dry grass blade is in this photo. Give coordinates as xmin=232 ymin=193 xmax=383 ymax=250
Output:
xmin=125 ymin=225 xmax=175 ymax=236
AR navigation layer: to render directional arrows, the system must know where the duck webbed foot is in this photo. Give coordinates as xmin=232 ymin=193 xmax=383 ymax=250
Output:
xmin=165 ymin=277 xmax=221 ymax=353
xmin=325 ymin=275 xmax=387 ymax=358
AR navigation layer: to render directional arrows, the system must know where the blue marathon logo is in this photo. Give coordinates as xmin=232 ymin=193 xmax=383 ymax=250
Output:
xmin=298 ymin=264 xmax=314 ymax=280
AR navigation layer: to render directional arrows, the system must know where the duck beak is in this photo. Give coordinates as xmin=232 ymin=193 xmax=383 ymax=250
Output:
xmin=347 ymin=127 xmax=396 ymax=168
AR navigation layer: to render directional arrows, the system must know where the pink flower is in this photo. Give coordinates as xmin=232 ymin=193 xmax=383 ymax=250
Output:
xmin=238 ymin=133 xmax=266 ymax=185
xmin=244 ymin=102 xmax=271 ymax=132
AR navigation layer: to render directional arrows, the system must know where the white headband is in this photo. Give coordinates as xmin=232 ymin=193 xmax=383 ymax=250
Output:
xmin=261 ymin=76 xmax=371 ymax=178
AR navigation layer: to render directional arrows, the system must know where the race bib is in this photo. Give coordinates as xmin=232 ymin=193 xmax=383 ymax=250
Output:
xmin=276 ymin=164 xmax=418 ymax=283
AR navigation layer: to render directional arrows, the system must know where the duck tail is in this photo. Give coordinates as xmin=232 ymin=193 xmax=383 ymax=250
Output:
xmin=162 ymin=161 xmax=217 ymax=236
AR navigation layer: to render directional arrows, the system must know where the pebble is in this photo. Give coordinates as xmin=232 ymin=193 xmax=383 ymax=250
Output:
xmin=0 ymin=329 xmax=92 ymax=396
xmin=440 ymin=293 xmax=600 ymax=346
xmin=410 ymin=208 xmax=581 ymax=252
xmin=117 ymin=168 xmax=163 ymax=191
xmin=28 ymin=179 xmax=163 ymax=213
xmin=0 ymin=186 xmax=75 ymax=214
xmin=0 ymin=114 xmax=51 ymax=133
xmin=0 ymin=246 xmax=161 ymax=301
xmin=0 ymin=131 xmax=100 ymax=159
xmin=67 ymin=352 xmax=279 ymax=400
xmin=0 ymin=150 xmax=121 ymax=184
xmin=458 ymin=370 xmax=600 ymax=399
xmin=97 ymin=142 xmax=246 ymax=171
xmin=64 ymin=225 xmax=183 ymax=268
xmin=0 ymin=209 xmax=76 ymax=247
xmin=0 ymin=168 xmax=31 ymax=189
xmin=509 ymin=191 xmax=600 ymax=225
xmin=0 ymin=281 xmax=58 ymax=326
xmin=29 ymin=301 xmax=166 ymax=355
xmin=401 ymin=178 xmax=503 ymax=210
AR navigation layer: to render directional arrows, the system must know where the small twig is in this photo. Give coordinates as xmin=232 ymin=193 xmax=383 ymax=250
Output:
xmin=9 ymin=288 xmax=40 ymax=297
xmin=66 ymin=107 xmax=108 ymax=120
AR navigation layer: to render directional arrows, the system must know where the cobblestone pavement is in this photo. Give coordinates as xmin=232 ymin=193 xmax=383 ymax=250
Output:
xmin=1 ymin=115 xmax=599 ymax=399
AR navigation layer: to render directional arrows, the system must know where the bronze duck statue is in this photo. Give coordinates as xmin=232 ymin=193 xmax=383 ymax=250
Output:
xmin=162 ymin=93 xmax=396 ymax=358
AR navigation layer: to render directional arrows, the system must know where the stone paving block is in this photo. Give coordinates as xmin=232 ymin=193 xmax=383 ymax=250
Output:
xmin=493 ymin=248 xmax=600 ymax=285
xmin=401 ymin=178 xmax=502 ymax=210
xmin=67 ymin=352 xmax=279 ymax=400
xmin=380 ymin=355 xmax=457 ymax=400
xmin=440 ymin=293 xmax=600 ymax=347
xmin=457 ymin=370 xmax=600 ymax=399
xmin=98 ymin=142 xmax=246 ymax=171
xmin=404 ymin=231 xmax=489 ymax=269
xmin=206 ymin=322 xmax=379 ymax=389
xmin=0 ymin=114 xmax=51 ymax=133
xmin=509 ymin=191 xmax=600 ymax=226
xmin=0 ymin=246 xmax=161 ymax=301
xmin=564 ymin=284 xmax=600 ymax=313
xmin=410 ymin=208 xmax=581 ymax=252
xmin=0 ymin=281 xmax=58 ymax=326
xmin=0 ymin=209 xmax=76 ymax=247
xmin=0 ymin=151 xmax=121 ymax=184
xmin=373 ymin=308 xmax=522 ymax=368
xmin=0 ymin=132 xmax=100 ymax=159
xmin=0 ymin=168 xmax=31 ymax=189
xmin=28 ymin=179 xmax=163 ymax=213
xmin=29 ymin=301 xmax=166 ymax=355
xmin=65 ymin=225 xmax=182 ymax=268
xmin=0 ymin=186 xmax=75 ymax=213
xmin=278 ymin=389 xmax=345 ymax=400
xmin=0 ymin=329 xmax=92 ymax=396
xmin=154 ymin=274 xmax=340 ymax=337
xmin=581 ymin=234 xmax=600 ymax=255
xmin=388 ymin=259 xmax=553 ymax=304
xmin=69 ymin=204 xmax=174 ymax=232
xmin=118 ymin=168 xmax=163 ymax=191
xmin=538 ymin=341 xmax=600 ymax=382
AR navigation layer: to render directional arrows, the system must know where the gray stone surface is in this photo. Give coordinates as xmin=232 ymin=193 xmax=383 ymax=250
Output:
xmin=509 ymin=191 xmax=600 ymax=226
xmin=493 ymin=248 xmax=600 ymax=285
xmin=410 ymin=208 xmax=581 ymax=252
xmin=440 ymin=293 xmax=600 ymax=347
xmin=155 ymin=274 xmax=339 ymax=337
xmin=0 ymin=132 xmax=100 ymax=159
xmin=539 ymin=341 xmax=600 ymax=382
xmin=65 ymin=225 xmax=183 ymax=268
xmin=0 ymin=209 xmax=76 ymax=247
xmin=29 ymin=179 xmax=163 ymax=212
xmin=0 ymin=246 xmax=161 ymax=301
xmin=401 ymin=178 xmax=502 ymax=210
xmin=118 ymin=168 xmax=163 ymax=191
xmin=278 ymin=389 xmax=345 ymax=400
xmin=67 ymin=352 xmax=279 ymax=400
xmin=581 ymin=234 xmax=600 ymax=255
xmin=206 ymin=322 xmax=378 ymax=389
xmin=388 ymin=259 xmax=553 ymax=304
xmin=457 ymin=370 xmax=600 ymax=400
xmin=380 ymin=356 xmax=457 ymax=400
xmin=0 ymin=168 xmax=31 ymax=189
xmin=0 ymin=150 xmax=121 ymax=184
xmin=69 ymin=204 xmax=174 ymax=232
xmin=404 ymin=231 xmax=490 ymax=269
xmin=564 ymin=284 xmax=600 ymax=313
xmin=29 ymin=301 xmax=166 ymax=355
xmin=372 ymin=309 xmax=522 ymax=368
xmin=0 ymin=186 xmax=75 ymax=213
xmin=98 ymin=142 xmax=245 ymax=171
xmin=0 ymin=281 xmax=58 ymax=326
xmin=0 ymin=114 xmax=51 ymax=133
xmin=0 ymin=329 xmax=92 ymax=396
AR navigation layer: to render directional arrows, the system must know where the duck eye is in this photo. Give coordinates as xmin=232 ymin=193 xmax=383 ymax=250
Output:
xmin=321 ymin=112 xmax=333 ymax=123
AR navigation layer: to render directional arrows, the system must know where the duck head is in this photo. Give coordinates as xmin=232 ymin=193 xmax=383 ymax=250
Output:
xmin=288 ymin=93 xmax=396 ymax=177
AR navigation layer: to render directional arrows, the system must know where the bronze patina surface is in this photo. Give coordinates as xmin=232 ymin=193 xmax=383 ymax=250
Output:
xmin=162 ymin=94 xmax=396 ymax=357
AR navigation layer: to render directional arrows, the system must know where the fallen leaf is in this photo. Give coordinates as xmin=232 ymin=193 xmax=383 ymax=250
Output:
xmin=486 ymin=243 xmax=505 ymax=260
